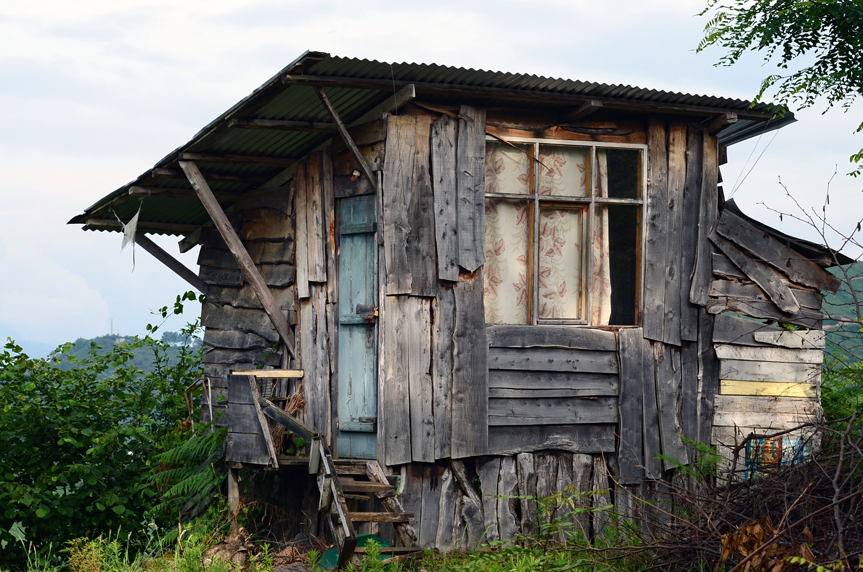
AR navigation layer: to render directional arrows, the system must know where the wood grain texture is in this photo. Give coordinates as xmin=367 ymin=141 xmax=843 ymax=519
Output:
xmin=592 ymin=456 xmax=611 ymax=536
xmin=753 ymin=330 xmax=825 ymax=349
xmin=295 ymin=163 xmax=310 ymax=299
xmin=451 ymin=270 xmax=488 ymax=458
xmin=654 ymin=342 xmax=689 ymax=468
xmin=407 ymin=116 xmax=438 ymax=295
xmin=451 ymin=459 xmax=485 ymax=548
xmin=690 ymin=133 xmax=719 ymax=305
xmin=488 ymin=424 xmax=616 ymax=455
xmin=714 ymin=394 xmax=819 ymax=415
xmin=487 ymin=325 xmax=617 ymax=351
xmin=322 ymin=149 xmax=337 ymax=304
xmin=720 ymin=380 xmax=817 ymax=398
xmin=299 ymin=286 xmax=331 ymax=437
xmin=306 ymin=153 xmax=327 ymax=282
xmin=382 ymin=115 xmax=416 ymax=294
xmin=433 ymin=285 xmax=455 ymax=460
xmin=712 ymin=313 xmax=784 ymax=347
xmin=516 ymin=453 xmax=538 ymax=537
xmin=662 ymin=122 xmax=687 ymax=346
xmin=680 ymin=125 xmax=704 ymax=341
xmin=719 ymin=359 xmax=821 ymax=383
xmin=431 ymin=114 xmax=459 ymax=282
xmin=456 ymin=105 xmax=487 ymax=272
xmin=715 ymin=344 xmax=823 ymax=364
xmin=712 ymin=251 xmax=746 ymax=280
xmin=407 ymin=298 xmax=434 ymax=462
xmin=382 ymin=295 xmax=412 ymax=466
xmin=487 ymin=396 xmax=618 ymax=425
xmin=709 ymin=231 xmax=800 ymax=314
xmin=618 ymin=328 xmax=645 ymax=482
xmin=706 ymin=297 xmax=822 ymax=330
xmin=435 ymin=467 xmax=461 ymax=552
xmin=709 ymin=279 xmax=823 ymax=311
xmin=680 ymin=341 xmax=699 ymax=453
xmin=713 ymin=410 xmax=819 ymax=429
xmin=203 ymin=328 xmax=272 ymax=350
xmin=225 ymin=432 xmax=273 ymax=465
xmin=488 ymin=347 xmax=619 ymax=374
xmin=476 ymin=457 xmax=501 ymax=543
xmin=571 ymin=454 xmax=593 ymax=536
xmin=240 ymin=208 xmax=293 ymax=242
xmin=715 ymin=209 xmax=841 ymax=293
xmin=418 ymin=465 xmax=442 ymax=548
xmin=207 ymin=284 xmax=295 ymax=311
xmin=488 ymin=370 xmax=618 ymax=393
xmin=643 ymin=119 xmax=669 ymax=341
xmin=497 ymin=456 xmax=520 ymax=541
xmin=641 ymin=334 xmax=662 ymax=478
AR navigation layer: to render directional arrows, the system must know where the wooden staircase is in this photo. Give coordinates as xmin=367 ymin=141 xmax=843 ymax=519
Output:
xmin=258 ymin=396 xmax=418 ymax=568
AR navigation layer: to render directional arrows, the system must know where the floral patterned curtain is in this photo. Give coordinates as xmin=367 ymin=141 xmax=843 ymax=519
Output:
xmin=592 ymin=151 xmax=612 ymax=325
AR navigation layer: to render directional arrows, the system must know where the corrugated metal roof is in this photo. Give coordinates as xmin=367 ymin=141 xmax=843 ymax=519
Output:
xmin=70 ymin=50 xmax=792 ymax=236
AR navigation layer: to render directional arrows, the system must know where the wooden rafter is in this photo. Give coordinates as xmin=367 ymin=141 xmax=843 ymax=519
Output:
xmin=706 ymin=112 xmax=738 ymax=135
xmin=179 ymin=152 xmax=298 ymax=168
xmin=152 ymin=168 xmax=267 ymax=185
xmin=227 ymin=118 xmax=338 ymax=132
xmin=134 ymin=232 xmax=208 ymax=293
xmin=560 ymin=100 xmax=603 ymax=123
xmin=180 ymin=160 xmax=296 ymax=359
xmin=84 ymin=218 xmax=198 ymax=234
xmin=314 ymin=87 xmax=378 ymax=191
xmin=350 ymin=84 xmax=416 ymax=126
xmin=129 ymin=186 xmax=242 ymax=201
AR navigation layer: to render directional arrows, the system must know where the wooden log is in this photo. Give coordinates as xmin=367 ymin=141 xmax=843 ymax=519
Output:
xmin=451 ymin=270 xmax=488 ymax=458
xmin=712 ymin=313 xmax=783 ymax=347
xmin=488 ymin=424 xmax=616 ymax=455
xmin=407 ymin=298 xmax=434 ymax=462
xmin=476 ymin=457 xmax=501 ymax=543
xmin=618 ymin=328 xmax=645 ymax=482
xmin=640 ymin=334 xmax=662 ymax=478
xmin=417 ymin=465 xmax=441 ymax=548
xmin=134 ymin=232 xmax=207 ymax=293
xmin=653 ymin=342 xmax=689 ymax=468
xmin=591 ymin=456 xmax=611 ymax=537
xmin=720 ymin=380 xmax=816 ymax=398
xmin=709 ymin=231 xmax=800 ymax=314
xmin=643 ymin=119 xmax=669 ymax=341
xmin=662 ymin=122 xmax=687 ymax=346
xmin=295 ymin=163 xmax=310 ymax=299
xmin=719 ymin=359 xmax=821 ymax=383
xmin=709 ymin=279 xmax=823 ymax=311
xmin=487 ymin=396 xmax=618 ymax=425
xmin=180 ymin=161 xmax=296 ymax=359
xmin=706 ymin=297 xmax=822 ymax=330
xmin=753 ymin=330 xmax=825 ymax=349
xmin=680 ymin=124 xmax=704 ymax=341
xmin=497 ymin=456 xmax=520 ymax=541
xmin=435 ymin=467 xmax=461 ymax=552
xmin=488 ymin=347 xmax=619 ymax=374
xmin=433 ymin=284 xmax=455 ymax=460
xmin=487 ymin=325 xmax=617 ymax=351
xmin=690 ymin=132 xmax=719 ymax=305
xmin=488 ymin=370 xmax=618 ymax=394
xmin=714 ymin=209 xmax=841 ymax=293
xmin=456 ymin=105 xmax=487 ymax=273
xmin=451 ymin=460 xmax=485 ymax=548
xmin=382 ymin=296 xmax=413 ymax=466
xmin=431 ymin=114 xmax=459 ymax=282
xmin=715 ymin=344 xmax=823 ymax=364
xmin=516 ymin=453 xmax=538 ymax=537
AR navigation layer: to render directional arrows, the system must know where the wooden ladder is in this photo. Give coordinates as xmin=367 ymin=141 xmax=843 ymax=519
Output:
xmin=258 ymin=397 xmax=418 ymax=568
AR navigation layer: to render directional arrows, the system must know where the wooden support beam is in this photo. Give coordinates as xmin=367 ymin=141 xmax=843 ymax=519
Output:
xmin=232 ymin=369 xmax=304 ymax=378
xmin=560 ymin=100 xmax=603 ymax=123
xmin=314 ymin=87 xmax=378 ymax=192
xmin=227 ymin=118 xmax=338 ymax=132
xmin=180 ymin=160 xmax=296 ymax=359
xmin=283 ymin=74 xmax=775 ymax=120
xmin=179 ymin=152 xmax=298 ymax=168
xmin=705 ymin=112 xmax=738 ymax=135
xmin=260 ymin=398 xmax=316 ymax=442
xmin=84 ymin=218 xmax=198 ymax=234
xmin=129 ymin=186 xmax=243 ymax=201
xmin=152 ymin=168 xmax=267 ymax=185
xmin=134 ymin=232 xmax=208 ymax=293
xmin=350 ymin=84 xmax=416 ymax=126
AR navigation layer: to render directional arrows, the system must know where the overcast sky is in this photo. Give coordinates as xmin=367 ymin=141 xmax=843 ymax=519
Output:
xmin=1 ymin=0 xmax=860 ymax=356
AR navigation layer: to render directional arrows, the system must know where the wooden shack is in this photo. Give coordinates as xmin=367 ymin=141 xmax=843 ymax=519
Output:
xmin=71 ymin=51 xmax=850 ymax=558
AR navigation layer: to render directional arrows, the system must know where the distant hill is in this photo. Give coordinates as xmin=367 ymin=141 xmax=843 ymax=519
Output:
xmin=55 ymin=332 xmax=202 ymax=373
xmin=824 ymin=261 xmax=863 ymax=365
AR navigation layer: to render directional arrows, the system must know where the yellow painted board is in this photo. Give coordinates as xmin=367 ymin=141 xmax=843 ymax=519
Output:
xmin=232 ymin=369 xmax=304 ymax=378
xmin=720 ymin=379 xmax=816 ymax=398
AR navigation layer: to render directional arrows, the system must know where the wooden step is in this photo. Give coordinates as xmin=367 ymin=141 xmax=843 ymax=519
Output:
xmin=340 ymin=481 xmax=394 ymax=493
xmin=334 ymin=461 xmax=369 ymax=476
xmin=349 ymin=512 xmax=414 ymax=523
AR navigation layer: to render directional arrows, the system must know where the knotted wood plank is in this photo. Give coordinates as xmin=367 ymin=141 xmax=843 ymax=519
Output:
xmin=643 ymin=119 xmax=669 ymax=341
xmin=680 ymin=124 xmax=704 ymax=341
xmin=690 ymin=133 xmax=719 ymax=305
xmin=618 ymin=328 xmax=645 ymax=482
xmin=456 ymin=106 xmax=487 ymax=272
xmin=431 ymin=114 xmax=459 ymax=282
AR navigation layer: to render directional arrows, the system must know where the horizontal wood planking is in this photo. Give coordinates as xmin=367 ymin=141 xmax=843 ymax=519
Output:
xmin=706 ymin=298 xmax=822 ymax=330
xmin=489 ymin=387 xmax=617 ymax=399
xmin=241 ymin=208 xmax=294 ymax=242
xmin=487 ymin=424 xmax=616 ymax=455
xmin=754 ymin=330 xmax=825 ymax=349
xmin=714 ymin=394 xmax=819 ymax=415
xmin=200 ymin=305 xmax=280 ymax=342
xmin=203 ymin=328 xmax=273 ymax=350
xmin=712 ymin=251 xmax=746 ymax=280
xmin=713 ymin=410 xmax=818 ymax=429
xmin=488 ymin=347 xmax=619 ymax=374
xmin=225 ymin=432 xmax=273 ymax=465
xmin=206 ymin=285 xmax=295 ymax=312
xmin=202 ymin=347 xmax=282 ymax=366
xmin=720 ymin=380 xmax=816 ymax=398
xmin=715 ymin=344 xmax=823 ymax=364
xmin=709 ymin=279 xmax=823 ymax=311
xmin=488 ymin=396 xmax=618 ymax=425
xmin=712 ymin=313 xmax=784 ymax=347
xmin=486 ymin=325 xmax=617 ymax=351
xmin=720 ymin=359 xmax=821 ymax=383
xmin=199 ymin=265 xmax=295 ymax=288
xmin=488 ymin=369 xmax=618 ymax=393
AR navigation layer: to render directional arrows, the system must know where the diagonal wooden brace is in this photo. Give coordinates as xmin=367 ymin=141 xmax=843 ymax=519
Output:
xmin=180 ymin=160 xmax=296 ymax=359
xmin=315 ymin=86 xmax=378 ymax=193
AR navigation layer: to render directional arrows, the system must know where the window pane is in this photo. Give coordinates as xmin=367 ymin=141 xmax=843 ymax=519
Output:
xmin=598 ymin=148 xmax=640 ymax=199
xmin=606 ymin=204 xmax=639 ymax=325
xmin=538 ymin=145 xmax=588 ymax=197
xmin=485 ymin=199 xmax=530 ymax=324
xmin=538 ymin=208 xmax=582 ymax=319
xmin=485 ymin=142 xmax=531 ymax=195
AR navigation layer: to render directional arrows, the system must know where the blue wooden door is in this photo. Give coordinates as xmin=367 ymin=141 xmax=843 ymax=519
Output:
xmin=337 ymin=195 xmax=378 ymax=459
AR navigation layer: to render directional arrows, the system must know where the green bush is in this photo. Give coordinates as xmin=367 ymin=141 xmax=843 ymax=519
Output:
xmin=0 ymin=294 xmax=220 ymax=568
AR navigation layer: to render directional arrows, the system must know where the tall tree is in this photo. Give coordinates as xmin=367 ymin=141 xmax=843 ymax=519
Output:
xmin=698 ymin=0 xmax=863 ymax=174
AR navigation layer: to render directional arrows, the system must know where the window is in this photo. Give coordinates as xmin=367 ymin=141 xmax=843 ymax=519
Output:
xmin=483 ymin=139 xmax=643 ymax=326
